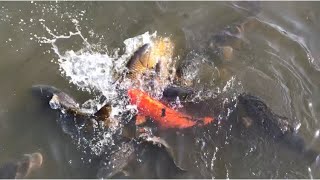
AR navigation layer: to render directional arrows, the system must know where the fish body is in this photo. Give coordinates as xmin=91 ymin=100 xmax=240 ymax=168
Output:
xmin=127 ymin=88 xmax=214 ymax=129
xmin=237 ymin=93 xmax=319 ymax=162
xmin=126 ymin=43 xmax=152 ymax=79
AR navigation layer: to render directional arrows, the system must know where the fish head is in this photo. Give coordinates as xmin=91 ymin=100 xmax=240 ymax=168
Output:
xmin=15 ymin=152 xmax=43 ymax=179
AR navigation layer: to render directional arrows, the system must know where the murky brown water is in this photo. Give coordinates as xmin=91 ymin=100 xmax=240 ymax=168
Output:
xmin=1 ymin=1 xmax=320 ymax=178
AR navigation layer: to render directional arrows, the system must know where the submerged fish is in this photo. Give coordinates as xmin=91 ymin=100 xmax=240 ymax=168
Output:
xmin=236 ymin=93 xmax=319 ymax=163
xmin=97 ymin=134 xmax=186 ymax=179
xmin=163 ymin=86 xmax=320 ymax=165
xmin=127 ymin=88 xmax=214 ymax=129
xmin=0 ymin=152 xmax=43 ymax=179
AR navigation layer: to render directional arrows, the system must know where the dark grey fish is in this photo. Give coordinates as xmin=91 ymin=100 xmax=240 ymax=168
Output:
xmin=162 ymin=86 xmax=319 ymax=165
xmin=31 ymin=84 xmax=112 ymax=123
xmin=97 ymin=136 xmax=186 ymax=179
xmin=237 ymin=93 xmax=319 ymax=163
xmin=31 ymin=84 xmax=113 ymax=153
xmin=31 ymin=84 xmax=81 ymax=114
xmin=96 ymin=140 xmax=136 ymax=178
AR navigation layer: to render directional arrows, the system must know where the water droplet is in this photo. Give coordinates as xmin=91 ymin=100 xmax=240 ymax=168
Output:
xmin=295 ymin=123 xmax=301 ymax=131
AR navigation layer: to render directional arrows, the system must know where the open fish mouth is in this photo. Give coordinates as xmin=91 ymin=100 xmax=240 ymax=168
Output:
xmin=0 ymin=152 xmax=43 ymax=179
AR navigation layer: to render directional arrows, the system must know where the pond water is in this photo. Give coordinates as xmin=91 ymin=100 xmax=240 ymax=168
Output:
xmin=1 ymin=1 xmax=320 ymax=178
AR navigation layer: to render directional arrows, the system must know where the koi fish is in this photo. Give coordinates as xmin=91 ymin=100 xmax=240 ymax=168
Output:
xmin=127 ymin=88 xmax=214 ymax=129
xmin=126 ymin=37 xmax=174 ymax=81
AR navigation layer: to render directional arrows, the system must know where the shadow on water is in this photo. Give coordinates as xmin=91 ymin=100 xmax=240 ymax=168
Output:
xmin=0 ymin=1 xmax=320 ymax=178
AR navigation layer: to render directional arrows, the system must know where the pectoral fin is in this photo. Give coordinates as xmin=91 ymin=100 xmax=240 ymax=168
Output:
xmin=138 ymin=134 xmax=187 ymax=172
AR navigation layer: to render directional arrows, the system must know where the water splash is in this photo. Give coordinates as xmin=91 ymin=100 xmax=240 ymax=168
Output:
xmin=36 ymin=19 xmax=161 ymax=155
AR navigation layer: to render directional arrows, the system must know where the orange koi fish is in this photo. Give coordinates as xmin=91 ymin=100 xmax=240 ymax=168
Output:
xmin=127 ymin=88 xmax=214 ymax=129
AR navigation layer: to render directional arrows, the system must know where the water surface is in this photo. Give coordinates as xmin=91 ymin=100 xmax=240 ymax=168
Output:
xmin=1 ymin=1 xmax=320 ymax=178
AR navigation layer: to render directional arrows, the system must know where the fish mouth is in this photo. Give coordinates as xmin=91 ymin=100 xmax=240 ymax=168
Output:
xmin=15 ymin=152 xmax=43 ymax=179
xmin=26 ymin=152 xmax=43 ymax=170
